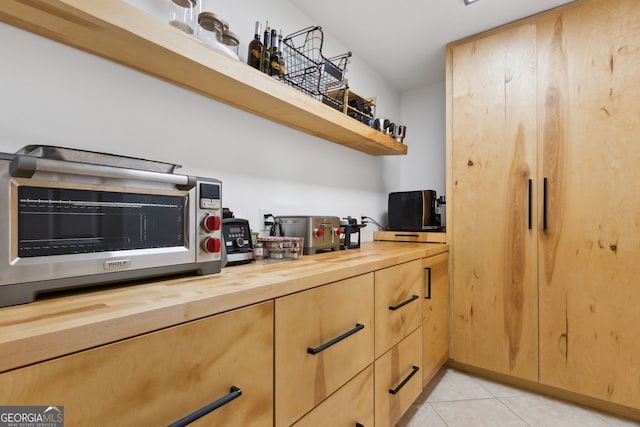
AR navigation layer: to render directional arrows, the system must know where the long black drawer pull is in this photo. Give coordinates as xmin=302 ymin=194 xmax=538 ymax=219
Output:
xmin=168 ymin=386 xmax=242 ymax=427
xmin=307 ymin=323 xmax=365 ymax=355
xmin=389 ymin=294 xmax=419 ymax=311
xmin=389 ymin=366 xmax=420 ymax=395
xmin=528 ymin=178 xmax=533 ymax=230
xmin=543 ymin=177 xmax=548 ymax=231
xmin=425 ymin=268 xmax=432 ymax=299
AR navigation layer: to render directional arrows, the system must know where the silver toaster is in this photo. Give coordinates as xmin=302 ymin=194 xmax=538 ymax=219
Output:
xmin=278 ymin=216 xmax=341 ymax=255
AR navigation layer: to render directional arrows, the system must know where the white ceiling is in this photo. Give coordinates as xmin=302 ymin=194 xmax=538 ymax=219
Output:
xmin=288 ymin=0 xmax=575 ymax=91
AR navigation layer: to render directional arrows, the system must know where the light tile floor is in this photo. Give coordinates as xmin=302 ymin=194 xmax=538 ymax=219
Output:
xmin=397 ymin=368 xmax=640 ymax=427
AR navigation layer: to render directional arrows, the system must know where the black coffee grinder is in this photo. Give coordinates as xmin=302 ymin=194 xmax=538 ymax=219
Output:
xmin=340 ymin=216 xmax=366 ymax=250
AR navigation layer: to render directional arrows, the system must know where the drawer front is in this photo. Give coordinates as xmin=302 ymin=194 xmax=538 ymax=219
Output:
xmin=293 ymin=365 xmax=374 ymax=427
xmin=423 ymin=253 xmax=449 ymax=386
xmin=374 ymin=259 xmax=423 ymax=358
xmin=0 ymin=302 xmax=274 ymax=427
xmin=275 ymin=273 xmax=374 ymax=427
xmin=374 ymin=326 xmax=423 ymax=427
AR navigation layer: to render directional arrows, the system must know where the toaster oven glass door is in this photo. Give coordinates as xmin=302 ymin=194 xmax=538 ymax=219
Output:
xmin=17 ymin=186 xmax=185 ymax=257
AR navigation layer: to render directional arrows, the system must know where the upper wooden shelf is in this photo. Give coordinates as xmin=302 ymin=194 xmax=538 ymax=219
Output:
xmin=0 ymin=0 xmax=408 ymax=156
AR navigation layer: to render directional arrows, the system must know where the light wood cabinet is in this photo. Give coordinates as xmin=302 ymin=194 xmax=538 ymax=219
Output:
xmin=422 ymin=253 xmax=449 ymax=386
xmin=274 ymin=273 xmax=374 ymax=427
xmin=449 ymin=21 xmax=539 ymax=382
xmin=292 ymin=365 xmax=374 ymax=427
xmin=374 ymin=327 xmax=423 ymax=427
xmin=0 ymin=301 xmax=274 ymax=427
xmin=448 ymin=0 xmax=640 ymax=411
xmin=536 ymin=0 xmax=640 ymax=409
xmin=374 ymin=259 xmax=423 ymax=358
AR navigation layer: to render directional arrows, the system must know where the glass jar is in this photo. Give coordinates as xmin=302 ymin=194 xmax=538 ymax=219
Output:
xmin=197 ymin=12 xmax=224 ymax=44
xmin=169 ymin=0 xmax=199 ymax=35
xmin=220 ymin=29 xmax=240 ymax=56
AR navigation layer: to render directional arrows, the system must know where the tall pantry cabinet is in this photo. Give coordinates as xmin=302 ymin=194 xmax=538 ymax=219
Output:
xmin=448 ymin=0 xmax=640 ymax=411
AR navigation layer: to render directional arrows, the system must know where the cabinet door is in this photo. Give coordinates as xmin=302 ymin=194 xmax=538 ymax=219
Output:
xmin=374 ymin=259 xmax=423 ymax=358
xmin=0 ymin=302 xmax=274 ymax=427
xmin=538 ymin=0 xmax=640 ymax=409
xmin=275 ymin=273 xmax=374 ymax=427
xmin=293 ymin=365 xmax=374 ymax=427
xmin=450 ymin=22 xmax=539 ymax=381
xmin=423 ymin=253 xmax=449 ymax=386
xmin=374 ymin=326 xmax=423 ymax=427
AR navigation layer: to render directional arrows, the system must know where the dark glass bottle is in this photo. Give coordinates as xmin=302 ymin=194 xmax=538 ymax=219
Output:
xmin=247 ymin=21 xmax=263 ymax=70
xmin=260 ymin=23 xmax=271 ymax=74
xmin=269 ymin=28 xmax=280 ymax=77
xmin=278 ymin=32 xmax=285 ymax=80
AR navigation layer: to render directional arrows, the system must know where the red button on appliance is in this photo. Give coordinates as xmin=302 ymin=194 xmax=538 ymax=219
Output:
xmin=203 ymin=214 xmax=221 ymax=232
xmin=202 ymin=237 xmax=221 ymax=253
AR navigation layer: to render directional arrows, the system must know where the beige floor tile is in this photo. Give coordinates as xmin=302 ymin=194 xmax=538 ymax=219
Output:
xmin=396 ymin=403 xmax=448 ymax=427
xmin=500 ymin=394 xmax=614 ymax=427
xmin=426 ymin=368 xmax=494 ymax=402
xmin=431 ymin=398 xmax=529 ymax=427
xmin=472 ymin=375 xmax=532 ymax=398
xmin=592 ymin=412 xmax=640 ymax=427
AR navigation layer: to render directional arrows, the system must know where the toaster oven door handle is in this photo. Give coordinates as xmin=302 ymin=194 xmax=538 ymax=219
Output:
xmin=10 ymin=155 xmax=196 ymax=189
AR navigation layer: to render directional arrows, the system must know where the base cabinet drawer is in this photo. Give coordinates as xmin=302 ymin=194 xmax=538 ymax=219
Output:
xmin=374 ymin=326 xmax=423 ymax=427
xmin=293 ymin=365 xmax=374 ymax=427
xmin=374 ymin=259 xmax=423 ymax=358
xmin=0 ymin=301 xmax=274 ymax=427
xmin=275 ymin=273 xmax=374 ymax=427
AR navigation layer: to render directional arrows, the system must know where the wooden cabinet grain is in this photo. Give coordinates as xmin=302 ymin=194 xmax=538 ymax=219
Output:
xmin=536 ymin=0 xmax=640 ymax=409
xmin=374 ymin=327 xmax=423 ymax=427
xmin=0 ymin=301 xmax=274 ymax=427
xmin=449 ymin=21 xmax=539 ymax=382
xmin=274 ymin=273 xmax=374 ymax=426
xmin=374 ymin=259 xmax=423 ymax=358
xmin=422 ymin=253 xmax=449 ymax=386
xmin=448 ymin=0 xmax=640 ymax=411
xmin=292 ymin=365 xmax=374 ymax=427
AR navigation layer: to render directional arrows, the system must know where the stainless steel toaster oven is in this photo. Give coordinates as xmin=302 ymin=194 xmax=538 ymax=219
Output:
xmin=0 ymin=145 xmax=223 ymax=307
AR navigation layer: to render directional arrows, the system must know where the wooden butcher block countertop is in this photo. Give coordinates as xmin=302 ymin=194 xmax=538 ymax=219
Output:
xmin=0 ymin=241 xmax=447 ymax=373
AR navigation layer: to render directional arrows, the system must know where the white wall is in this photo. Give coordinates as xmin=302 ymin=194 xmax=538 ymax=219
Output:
xmin=0 ymin=0 xmax=412 ymax=241
xmin=0 ymin=0 xmax=448 ymax=239
xmin=398 ymin=81 xmax=447 ymax=197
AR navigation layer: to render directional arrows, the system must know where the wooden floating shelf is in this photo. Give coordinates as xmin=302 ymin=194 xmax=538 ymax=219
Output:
xmin=0 ymin=0 xmax=408 ymax=156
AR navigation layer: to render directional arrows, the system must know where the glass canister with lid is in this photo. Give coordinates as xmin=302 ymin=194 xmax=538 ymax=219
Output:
xmin=168 ymin=0 xmax=200 ymax=34
xmin=197 ymin=12 xmax=224 ymax=44
xmin=220 ymin=29 xmax=240 ymax=57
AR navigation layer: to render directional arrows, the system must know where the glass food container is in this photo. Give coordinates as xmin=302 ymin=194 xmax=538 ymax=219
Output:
xmin=168 ymin=0 xmax=200 ymax=35
xmin=197 ymin=12 xmax=224 ymax=44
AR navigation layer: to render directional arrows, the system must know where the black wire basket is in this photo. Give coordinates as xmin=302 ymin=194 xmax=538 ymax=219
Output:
xmin=282 ymin=26 xmax=351 ymax=110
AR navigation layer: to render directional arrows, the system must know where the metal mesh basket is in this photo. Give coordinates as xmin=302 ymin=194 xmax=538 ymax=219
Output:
xmin=282 ymin=26 xmax=351 ymax=109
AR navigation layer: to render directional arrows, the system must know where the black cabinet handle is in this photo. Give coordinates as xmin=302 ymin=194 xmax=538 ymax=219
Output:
xmin=394 ymin=234 xmax=419 ymax=238
xmin=168 ymin=386 xmax=242 ymax=427
xmin=356 ymin=423 xmax=365 ymax=427
xmin=528 ymin=179 xmax=533 ymax=230
xmin=389 ymin=294 xmax=419 ymax=311
xmin=425 ymin=268 xmax=432 ymax=299
xmin=543 ymin=177 xmax=548 ymax=231
xmin=307 ymin=323 xmax=365 ymax=355
xmin=389 ymin=366 xmax=420 ymax=395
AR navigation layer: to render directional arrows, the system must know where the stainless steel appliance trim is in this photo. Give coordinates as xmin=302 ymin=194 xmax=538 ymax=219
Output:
xmin=10 ymin=155 xmax=194 ymax=188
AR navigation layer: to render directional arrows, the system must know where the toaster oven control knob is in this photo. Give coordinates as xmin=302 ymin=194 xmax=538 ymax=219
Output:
xmin=313 ymin=228 xmax=324 ymax=238
xmin=334 ymin=228 xmax=344 ymax=237
xmin=203 ymin=214 xmax=221 ymax=232
xmin=202 ymin=237 xmax=221 ymax=253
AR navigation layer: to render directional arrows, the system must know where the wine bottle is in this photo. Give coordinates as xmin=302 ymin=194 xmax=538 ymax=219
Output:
xmin=260 ymin=22 xmax=271 ymax=74
xmin=278 ymin=31 xmax=285 ymax=80
xmin=269 ymin=28 xmax=279 ymax=77
xmin=247 ymin=21 xmax=263 ymax=70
